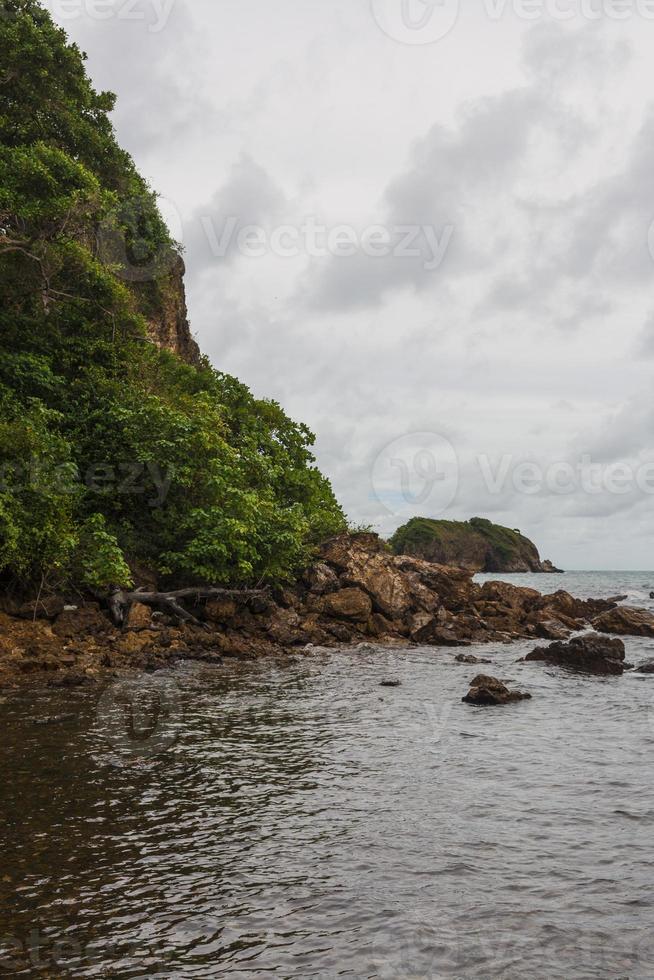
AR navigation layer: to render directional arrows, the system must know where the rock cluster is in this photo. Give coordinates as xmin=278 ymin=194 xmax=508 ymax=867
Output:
xmin=0 ymin=532 xmax=650 ymax=688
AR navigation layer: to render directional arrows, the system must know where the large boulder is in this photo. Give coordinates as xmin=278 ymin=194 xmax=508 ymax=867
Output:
xmin=593 ymin=606 xmax=654 ymax=638
xmin=319 ymin=588 xmax=372 ymax=623
xmin=540 ymin=590 xmax=617 ymax=622
xmin=526 ymin=633 xmax=626 ymax=675
xmin=320 ymin=535 xmax=412 ymax=619
xmin=462 ymin=674 xmax=532 ymax=706
xmin=394 ymin=555 xmax=475 ymax=611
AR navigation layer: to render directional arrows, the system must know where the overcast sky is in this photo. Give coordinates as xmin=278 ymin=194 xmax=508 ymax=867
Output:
xmin=54 ymin=0 xmax=654 ymax=568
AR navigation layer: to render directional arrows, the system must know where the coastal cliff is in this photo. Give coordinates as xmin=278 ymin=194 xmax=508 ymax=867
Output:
xmin=132 ymin=256 xmax=201 ymax=366
xmin=390 ymin=517 xmax=563 ymax=574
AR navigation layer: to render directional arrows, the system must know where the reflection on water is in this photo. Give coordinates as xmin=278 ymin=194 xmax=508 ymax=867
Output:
xmin=2 ymin=575 xmax=654 ymax=977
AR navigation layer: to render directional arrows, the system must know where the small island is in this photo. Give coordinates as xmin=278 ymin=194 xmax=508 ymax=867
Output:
xmin=390 ymin=516 xmax=564 ymax=574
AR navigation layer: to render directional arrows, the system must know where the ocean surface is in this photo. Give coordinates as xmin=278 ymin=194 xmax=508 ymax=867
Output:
xmin=2 ymin=571 xmax=654 ymax=978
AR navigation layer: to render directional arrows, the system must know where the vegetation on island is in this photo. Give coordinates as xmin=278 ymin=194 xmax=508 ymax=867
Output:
xmin=0 ymin=0 xmax=345 ymax=594
xmin=389 ymin=516 xmax=559 ymax=573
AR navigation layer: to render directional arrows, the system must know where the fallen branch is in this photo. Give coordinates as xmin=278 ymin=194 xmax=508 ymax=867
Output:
xmin=107 ymin=586 xmax=269 ymax=630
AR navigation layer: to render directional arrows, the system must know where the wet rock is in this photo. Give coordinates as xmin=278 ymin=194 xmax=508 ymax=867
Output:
xmin=319 ymin=588 xmax=372 ymax=623
xmin=593 ymin=606 xmax=654 ymax=638
xmin=534 ymin=619 xmax=571 ymax=641
xmin=455 ymin=654 xmax=492 ymax=665
xmin=632 ymin=660 xmax=654 ymax=673
xmin=411 ymin=617 xmax=471 ymax=647
xmin=462 ymin=674 xmax=532 ymax=706
xmin=380 ymin=679 xmax=401 ymax=688
xmin=526 ymin=633 xmax=626 ymax=676
xmin=542 ymin=590 xmax=617 ymax=622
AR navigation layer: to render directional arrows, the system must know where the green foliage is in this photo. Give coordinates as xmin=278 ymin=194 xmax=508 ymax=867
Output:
xmin=73 ymin=514 xmax=133 ymax=590
xmin=0 ymin=1 xmax=346 ymax=592
xmin=389 ymin=516 xmax=540 ymax=569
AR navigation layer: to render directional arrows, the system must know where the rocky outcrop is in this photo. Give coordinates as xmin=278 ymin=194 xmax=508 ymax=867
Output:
xmin=0 ymin=533 xmax=632 ymax=688
xmin=390 ymin=516 xmax=562 ymax=573
xmin=133 ymin=256 xmax=201 ymax=365
xmin=593 ymin=606 xmax=654 ymax=638
xmin=462 ymin=674 xmax=532 ymax=706
xmin=526 ymin=634 xmax=626 ymax=676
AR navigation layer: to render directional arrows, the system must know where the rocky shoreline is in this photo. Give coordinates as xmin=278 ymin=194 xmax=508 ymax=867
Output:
xmin=0 ymin=533 xmax=652 ymax=690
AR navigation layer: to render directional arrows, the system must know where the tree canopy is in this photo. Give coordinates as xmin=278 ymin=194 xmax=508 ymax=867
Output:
xmin=0 ymin=0 xmax=345 ymax=592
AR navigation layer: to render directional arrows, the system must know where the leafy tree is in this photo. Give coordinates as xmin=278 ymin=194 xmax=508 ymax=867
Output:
xmin=0 ymin=0 xmax=345 ymax=592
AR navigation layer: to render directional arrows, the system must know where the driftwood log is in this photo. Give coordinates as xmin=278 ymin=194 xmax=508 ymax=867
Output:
xmin=106 ymin=587 xmax=268 ymax=630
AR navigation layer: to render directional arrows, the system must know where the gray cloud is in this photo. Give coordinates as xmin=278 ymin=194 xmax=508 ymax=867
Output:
xmin=57 ymin=4 xmax=654 ymax=568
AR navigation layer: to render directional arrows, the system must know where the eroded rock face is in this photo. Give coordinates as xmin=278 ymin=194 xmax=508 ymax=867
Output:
xmin=320 ymin=535 xmax=412 ymax=619
xmin=593 ymin=606 xmax=654 ymax=638
xmin=462 ymin=674 xmax=532 ymax=706
xmin=526 ymin=634 xmax=626 ymax=676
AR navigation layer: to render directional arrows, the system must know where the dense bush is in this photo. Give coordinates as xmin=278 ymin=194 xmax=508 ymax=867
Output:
xmin=0 ymin=0 xmax=345 ymax=591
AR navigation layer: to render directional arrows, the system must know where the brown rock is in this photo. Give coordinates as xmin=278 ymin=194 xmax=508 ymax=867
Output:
xmin=302 ymin=562 xmax=339 ymax=595
xmin=593 ymin=606 xmax=654 ymax=638
xmin=526 ymin=633 xmax=626 ymax=675
xmin=320 ymin=534 xmax=412 ymax=619
xmin=52 ymin=604 xmax=112 ymax=641
xmin=126 ymin=602 xmax=152 ymax=631
xmin=204 ymin=598 xmax=238 ymax=625
xmin=462 ymin=674 xmax=532 ymax=706
xmin=15 ymin=596 xmax=66 ymax=621
xmin=534 ymin=619 xmax=571 ymax=641
xmin=320 ymin=588 xmax=372 ymax=623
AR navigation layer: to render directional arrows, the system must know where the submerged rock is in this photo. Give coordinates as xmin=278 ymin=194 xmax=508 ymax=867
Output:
xmin=526 ymin=633 xmax=626 ymax=676
xmin=593 ymin=606 xmax=654 ymax=638
xmin=380 ymin=679 xmax=401 ymax=688
xmin=462 ymin=674 xmax=532 ymax=706
xmin=455 ymin=654 xmax=492 ymax=665
xmin=632 ymin=660 xmax=654 ymax=674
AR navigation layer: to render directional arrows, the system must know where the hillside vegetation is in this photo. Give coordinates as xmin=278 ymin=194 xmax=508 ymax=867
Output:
xmin=0 ymin=0 xmax=345 ymax=594
xmin=389 ymin=517 xmax=561 ymax=573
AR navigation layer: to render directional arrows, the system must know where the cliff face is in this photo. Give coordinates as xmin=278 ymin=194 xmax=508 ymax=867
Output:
xmin=132 ymin=256 xmax=201 ymax=366
xmin=390 ymin=517 xmax=563 ymax=574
